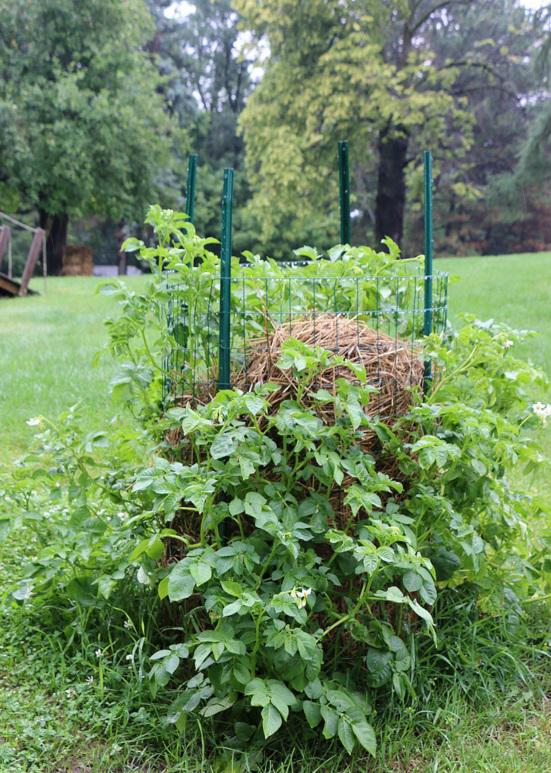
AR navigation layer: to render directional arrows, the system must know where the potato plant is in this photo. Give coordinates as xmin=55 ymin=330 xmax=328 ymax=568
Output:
xmin=2 ymin=208 xmax=549 ymax=758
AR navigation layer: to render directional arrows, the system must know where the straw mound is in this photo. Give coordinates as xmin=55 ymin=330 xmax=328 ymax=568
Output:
xmin=234 ymin=313 xmax=423 ymax=422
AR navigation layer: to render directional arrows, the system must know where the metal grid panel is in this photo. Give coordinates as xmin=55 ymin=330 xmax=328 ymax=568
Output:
xmin=163 ymin=263 xmax=449 ymax=415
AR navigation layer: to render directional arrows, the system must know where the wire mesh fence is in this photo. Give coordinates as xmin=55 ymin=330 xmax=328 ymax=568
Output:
xmin=162 ymin=260 xmax=449 ymax=419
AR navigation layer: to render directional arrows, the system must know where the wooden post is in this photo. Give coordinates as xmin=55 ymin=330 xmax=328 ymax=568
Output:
xmin=0 ymin=226 xmax=10 ymax=273
xmin=20 ymin=228 xmax=46 ymax=296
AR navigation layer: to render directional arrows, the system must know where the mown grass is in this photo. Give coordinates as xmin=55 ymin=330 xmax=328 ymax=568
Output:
xmin=0 ymin=276 xmax=143 ymax=464
xmin=441 ymin=252 xmax=551 ymax=375
xmin=0 ymin=254 xmax=550 ymax=772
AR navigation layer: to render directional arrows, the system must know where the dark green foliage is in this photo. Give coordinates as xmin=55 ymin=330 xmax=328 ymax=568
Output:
xmin=0 ymin=0 xmax=181 ymax=271
xmin=1 ymin=208 xmax=549 ymax=760
xmin=147 ymin=0 xmax=257 ymax=252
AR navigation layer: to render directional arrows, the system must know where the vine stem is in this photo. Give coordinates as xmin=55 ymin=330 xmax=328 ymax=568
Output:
xmin=428 ymin=345 xmax=481 ymax=401
xmin=320 ymin=576 xmax=373 ymax=639
xmin=251 ymin=610 xmax=265 ymax=674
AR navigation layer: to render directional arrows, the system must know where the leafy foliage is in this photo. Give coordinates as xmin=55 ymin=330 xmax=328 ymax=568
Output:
xmin=0 ymin=0 xmax=182 ymax=270
xmin=234 ymin=0 xmax=545 ymax=256
xmin=234 ymin=0 xmax=469 ymax=249
xmin=1 ymin=209 xmax=549 ymax=759
xmin=108 ymin=207 xmax=434 ymax=410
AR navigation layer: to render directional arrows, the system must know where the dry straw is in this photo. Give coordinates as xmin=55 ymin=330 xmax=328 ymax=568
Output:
xmin=235 ymin=312 xmax=424 ymax=423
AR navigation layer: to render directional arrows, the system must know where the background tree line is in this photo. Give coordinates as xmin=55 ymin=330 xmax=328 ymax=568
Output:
xmin=0 ymin=0 xmax=550 ymax=272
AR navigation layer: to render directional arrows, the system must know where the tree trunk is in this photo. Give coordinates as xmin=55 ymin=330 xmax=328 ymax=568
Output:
xmin=38 ymin=211 xmax=69 ymax=275
xmin=375 ymin=126 xmax=409 ymax=247
xmin=116 ymin=221 xmax=128 ymax=275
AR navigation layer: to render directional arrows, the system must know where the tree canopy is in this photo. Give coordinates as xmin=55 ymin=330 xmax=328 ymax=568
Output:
xmin=0 ymin=0 xmax=549 ymax=266
xmin=236 ymin=0 xmax=540 ymax=255
xmin=0 ymin=0 xmax=181 ymax=272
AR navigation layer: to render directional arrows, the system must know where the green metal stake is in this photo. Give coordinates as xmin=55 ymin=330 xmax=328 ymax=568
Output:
xmin=423 ymin=150 xmax=433 ymax=393
xmin=338 ymin=141 xmax=351 ymax=244
xmin=185 ymin=154 xmax=198 ymax=223
xmin=218 ymin=168 xmax=234 ymax=391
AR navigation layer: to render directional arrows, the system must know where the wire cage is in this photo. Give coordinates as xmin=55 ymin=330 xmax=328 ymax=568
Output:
xmin=162 ymin=261 xmax=449 ymax=419
xmin=161 ymin=146 xmax=447 ymax=421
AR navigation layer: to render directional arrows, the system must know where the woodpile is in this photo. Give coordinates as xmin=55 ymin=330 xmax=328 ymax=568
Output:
xmin=62 ymin=245 xmax=93 ymax=276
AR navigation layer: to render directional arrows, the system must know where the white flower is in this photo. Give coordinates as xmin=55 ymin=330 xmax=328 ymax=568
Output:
xmin=95 ymin=648 xmax=103 ymax=658
xmin=65 ymin=687 xmax=76 ymax=698
xmin=86 ymin=676 xmax=94 ymax=684
xmin=123 ymin=619 xmax=133 ymax=629
xmin=26 ymin=416 xmax=42 ymax=427
xmin=532 ymin=402 xmax=551 ymax=425
xmin=503 ymin=339 xmax=514 ymax=349
xmin=290 ymin=587 xmax=313 ymax=609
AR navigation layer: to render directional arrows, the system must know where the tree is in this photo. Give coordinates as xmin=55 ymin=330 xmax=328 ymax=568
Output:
xmin=513 ymin=4 xmax=551 ymax=190
xmin=235 ymin=0 xmax=536 ymax=254
xmin=0 ymin=0 xmax=179 ymax=273
xmin=413 ymin=0 xmax=537 ymax=254
xmin=451 ymin=2 xmax=551 ymax=255
xmin=147 ymin=0 xmax=257 ymax=253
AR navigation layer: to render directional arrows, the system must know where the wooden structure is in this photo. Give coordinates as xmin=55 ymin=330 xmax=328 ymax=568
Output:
xmin=0 ymin=213 xmax=47 ymax=297
xmin=0 ymin=272 xmax=38 ymax=297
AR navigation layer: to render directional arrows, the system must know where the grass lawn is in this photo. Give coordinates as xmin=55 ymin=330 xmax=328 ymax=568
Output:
xmin=0 ymin=254 xmax=550 ymax=772
xmin=440 ymin=252 xmax=551 ymax=374
xmin=0 ymin=276 xmax=144 ymax=464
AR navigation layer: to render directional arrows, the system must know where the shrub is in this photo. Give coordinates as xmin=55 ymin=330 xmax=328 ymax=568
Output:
xmin=2 ymin=207 xmax=549 ymax=759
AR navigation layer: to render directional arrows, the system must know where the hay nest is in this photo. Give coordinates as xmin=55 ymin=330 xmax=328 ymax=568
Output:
xmin=234 ymin=313 xmax=423 ymax=423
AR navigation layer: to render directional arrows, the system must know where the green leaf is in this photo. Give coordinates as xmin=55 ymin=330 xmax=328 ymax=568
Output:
xmin=352 ymin=719 xmax=377 ymax=756
xmin=167 ymin=563 xmax=195 ymax=601
xmin=428 ymin=547 xmax=460 ymax=581
xmin=222 ymin=599 xmax=242 ymax=617
xmin=200 ymin=695 xmax=234 ymax=717
xmin=233 ymin=663 xmax=252 ymax=685
xmin=229 ymin=498 xmax=244 ymax=516
xmin=221 ymin=579 xmax=243 ymax=597
xmin=261 ymin=704 xmax=282 ymax=738
xmin=189 ymin=562 xmax=211 ymax=586
xmin=419 ymin=576 xmax=437 ymax=606
xmin=403 ymin=570 xmax=422 ymax=593
xmin=164 ymin=654 xmax=180 ymax=674
xmin=365 ymin=648 xmax=393 ymax=687
xmin=130 ymin=535 xmax=164 ymax=562
xmin=65 ymin=577 xmax=97 ymax=606
xmin=210 ymin=429 xmax=242 ymax=459
xmin=320 ymin=705 xmax=338 ymax=739
xmin=150 ymin=649 xmax=170 ymax=661
xmin=337 ymin=717 xmax=355 ymax=754
xmin=408 ymin=598 xmax=435 ymax=628
xmin=0 ymin=516 xmax=11 ymax=540
xmin=303 ymin=700 xmax=322 ymax=728
xmin=157 ymin=576 xmax=169 ymax=600
xmin=344 ymin=485 xmax=382 ymax=516
xmin=376 ymin=586 xmax=406 ymax=604
xmin=245 ymin=678 xmax=270 ymax=707
xmin=121 ymin=237 xmax=144 ymax=252
xmin=268 ymin=680 xmax=295 ymax=719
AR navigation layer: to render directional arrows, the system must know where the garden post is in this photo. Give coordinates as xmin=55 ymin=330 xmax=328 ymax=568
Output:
xmin=423 ymin=149 xmax=433 ymax=392
xmin=338 ymin=141 xmax=351 ymax=244
xmin=218 ymin=168 xmax=234 ymax=391
xmin=185 ymin=154 xmax=198 ymax=224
